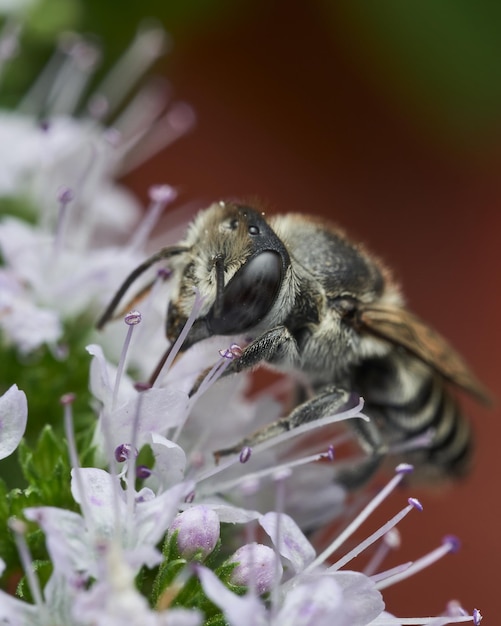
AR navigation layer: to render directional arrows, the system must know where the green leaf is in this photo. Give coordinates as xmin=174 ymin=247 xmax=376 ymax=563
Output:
xmin=17 ymin=425 xmax=75 ymax=509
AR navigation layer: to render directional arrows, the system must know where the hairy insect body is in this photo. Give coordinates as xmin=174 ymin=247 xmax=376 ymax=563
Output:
xmin=98 ymin=201 xmax=488 ymax=486
xmin=354 ymin=353 xmax=472 ymax=480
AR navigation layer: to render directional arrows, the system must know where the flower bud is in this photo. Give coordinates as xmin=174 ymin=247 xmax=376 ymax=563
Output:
xmin=169 ymin=505 xmax=220 ymax=561
xmin=227 ymin=543 xmax=282 ymax=595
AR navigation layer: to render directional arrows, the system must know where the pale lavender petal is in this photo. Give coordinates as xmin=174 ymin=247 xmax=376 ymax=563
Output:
xmin=133 ymin=480 xmax=194 ymax=547
xmin=283 ymin=464 xmax=347 ymax=529
xmin=148 ymin=433 xmax=186 ymax=490
xmin=87 ymin=343 xmax=118 ymax=405
xmin=124 ymin=545 xmax=162 ymax=571
xmin=331 ymin=571 xmax=385 ymax=626
xmin=0 ymin=384 xmax=28 ymax=460
xmin=367 ymin=612 xmax=403 ymax=625
xmin=110 ymin=387 xmax=188 ymax=448
xmin=202 ymin=502 xmax=261 ymax=524
xmin=259 ymin=512 xmax=315 ymax=574
xmin=71 ymin=467 xmax=124 ymax=530
xmin=278 ymin=575 xmax=344 ymax=625
xmin=0 ymin=589 xmax=37 ymax=622
xmin=197 ymin=565 xmax=267 ymax=626
xmin=24 ymin=506 xmax=92 ymax=581
xmin=0 ymin=299 xmax=62 ymax=353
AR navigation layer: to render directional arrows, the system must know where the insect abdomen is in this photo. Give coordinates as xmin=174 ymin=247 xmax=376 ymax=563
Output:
xmin=355 ymin=354 xmax=473 ymax=478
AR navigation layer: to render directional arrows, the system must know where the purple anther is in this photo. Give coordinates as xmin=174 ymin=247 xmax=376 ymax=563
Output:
xmin=396 ymin=463 xmax=414 ymax=475
xmin=134 ymin=382 xmax=152 ymax=392
xmin=136 ymin=465 xmax=152 ymax=479
xmin=157 ymin=267 xmax=173 ymax=280
xmin=114 ymin=443 xmax=137 ymax=463
xmin=149 ymin=184 xmax=176 ymax=204
xmin=60 ymin=393 xmax=76 ymax=406
xmin=408 ymin=497 xmax=423 ymax=512
xmin=57 ymin=186 xmax=74 ymax=205
xmin=230 ymin=343 xmax=243 ymax=358
xmin=239 ymin=446 xmax=252 ymax=464
xmin=442 ymin=535 xmax=461 ymax=553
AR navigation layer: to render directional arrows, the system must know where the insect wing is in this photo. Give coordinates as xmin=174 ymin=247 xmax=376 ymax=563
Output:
xmin=356 ymin=304 xmax=492 ymax=405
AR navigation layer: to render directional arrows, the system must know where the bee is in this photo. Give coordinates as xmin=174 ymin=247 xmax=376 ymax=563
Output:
xmin=98 ymin=201 xmax=491 ymax=487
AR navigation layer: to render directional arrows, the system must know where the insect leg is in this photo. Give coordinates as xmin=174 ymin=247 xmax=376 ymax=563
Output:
xmin=189 ymin=325 xmax=299 ymax=396
xmin=214 ymin=386 xmax=352 ymax=458
xmin=335 ymin=417 xmax=386 ymax=489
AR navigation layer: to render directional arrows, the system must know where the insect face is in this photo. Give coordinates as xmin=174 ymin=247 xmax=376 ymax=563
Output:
xmin=165 ymin=202 xmax=291 ymax=350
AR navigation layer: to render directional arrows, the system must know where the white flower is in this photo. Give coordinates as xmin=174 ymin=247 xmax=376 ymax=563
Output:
xmin=0 ymin=25 xmax=194 ymax=360
xmin=72 ymin=542 xmax=202 ymax=626
xmin=24 ymin=467 xmax=193 ymax=580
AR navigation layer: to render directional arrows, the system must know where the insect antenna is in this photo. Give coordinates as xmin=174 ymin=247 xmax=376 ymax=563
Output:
xmin=96 ymin=245 xmax=189 ymax=330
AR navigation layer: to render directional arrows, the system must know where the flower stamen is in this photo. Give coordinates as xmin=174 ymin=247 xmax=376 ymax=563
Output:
xmin=112 ymin=310 xmax=142 ymax=410
xmin=375 ymin=535 xmax=462 ymax=591
xmin=8 ymin=518 xmax=45 ymax=611
xmin=329 ymin=498 xmax=422 ymax=572
xmin=304 ymin=464 xmax=414 ymax=573
xmin=128 ymin=184 xmax=177 ymax=252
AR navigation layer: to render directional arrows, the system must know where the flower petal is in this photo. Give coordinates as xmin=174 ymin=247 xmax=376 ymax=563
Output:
xmin=0 ymin=384 xmax=28 ymax=460
xmin=196 ymin=565 xmax=267 ymax=626
xmin=277 ymin=575 xmax=344 ymax=625
xmin=259 ymin=512 xmax=315 ymax=574
xmin=145 ymin=433 xmax=187 ymax=490
xmin=331 ymin=571 xmax=385 ymax=626
xmin=24 ymin=506 xmax=92 ymax=581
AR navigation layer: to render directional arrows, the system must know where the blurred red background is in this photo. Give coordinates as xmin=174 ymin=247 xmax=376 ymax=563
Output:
xmin=125 ymin=2 xmax=501 ymax=621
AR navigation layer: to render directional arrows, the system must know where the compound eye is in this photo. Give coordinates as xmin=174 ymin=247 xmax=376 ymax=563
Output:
xmin=208 ymin=251 xmax=282 ymax=334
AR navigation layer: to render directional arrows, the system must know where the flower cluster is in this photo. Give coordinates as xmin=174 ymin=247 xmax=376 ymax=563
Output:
xmin=0 ymin=19 xmax=483 ymax=626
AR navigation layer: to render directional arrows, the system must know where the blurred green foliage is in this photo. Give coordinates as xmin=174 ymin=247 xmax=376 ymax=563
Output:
xmin=5 ymin=0 xmax=501 ymax=142
xmin=328 ymin=1 xmax=501 ymax=141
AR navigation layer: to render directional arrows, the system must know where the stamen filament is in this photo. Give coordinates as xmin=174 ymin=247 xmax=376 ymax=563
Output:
xmin=47 ymin=38 xmax=100 ymax=116
xmin=112 ymin=311 xmax=141 ymax=410
xmin=304 ymin=465 xmax=412 ymax=573
xmin=370 ymin=561 xmax=413 ymax=583
xmin=9 ymin=519 xmax=45 ymax=610
xmin=0 ymin=20 xmax=20 ymax=84
xmin=368 ymin=616 xmax=477 ymax=625
xmin=172 ymin=356 xmax=231 ymax=443
xmin=270 ymin=469 xmax=289 ymax=619
xmin=329 ymin=500 xmax=419 ymax=571
xmin=363 ymin=528 xmax=401 ymax=576
xmin=186 ymin=357 xmax=231 ymax=408
xmin=128 ymin=185 xmax=176 ymax=252
xmin=375 ymin=537 xmax=460 ymax=590
xmin=118 ymin=102 xmax=195 ymax=175
xmin=198 ymin=447 xmax=335 ymax=496
xmin=62 ymin=395 xmax=95 ymax=534
xmin=126 ymin=392 xmax=145 ymax=518
xmin=90 ymin=23 xmax=167 ymax=120
xmin=52 ymin=186 xmax=74 ymax=260
xmin=152 ymin=288 xmax=204 ymax=388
